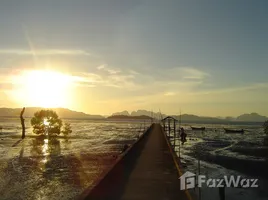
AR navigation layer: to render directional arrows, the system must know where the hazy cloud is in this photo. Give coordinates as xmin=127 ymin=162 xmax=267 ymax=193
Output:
xmin=97 ymin=65 xmax=106 ymax=70
xmin=164 ymin=92 xmax=176 ymax=96
xmin=180 ymin=67 xmax=210 ymax=80
xmin=188 ymin=82 xmax=268 ymax=95
xmin=0 ymin=49 xmax=91 ymax=56
xmin=129 ymin=70 xmax=140 ymax=75
xmin=96 ymin=64 xmax=121 ymax=75
xmin=74 ymin=71 xmax=136 ymax=89
xmin=72 ymin=73 xmax=103 ymax=88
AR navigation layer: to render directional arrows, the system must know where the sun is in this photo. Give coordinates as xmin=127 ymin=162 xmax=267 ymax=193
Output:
xmin=11 ymin=70 xmax=74 ymax=108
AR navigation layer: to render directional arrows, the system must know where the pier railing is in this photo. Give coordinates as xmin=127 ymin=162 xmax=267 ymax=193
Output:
xmin=161 ymin=120 xmax=227 ymax=200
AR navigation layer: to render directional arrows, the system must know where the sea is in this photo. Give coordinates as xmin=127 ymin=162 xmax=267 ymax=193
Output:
xmin=0 ymin=118 xmax=267 ymax=200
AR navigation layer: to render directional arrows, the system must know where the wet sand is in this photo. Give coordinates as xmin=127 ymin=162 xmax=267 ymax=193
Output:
xmin=0 ymin=136 xmax=121 ymax=200
xmin=172 ymin=124 xmax=268 ymax=200
xmin=0 ymin=119 xmax=147 ymax=200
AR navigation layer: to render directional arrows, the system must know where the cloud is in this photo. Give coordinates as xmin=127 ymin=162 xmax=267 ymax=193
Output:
xmin=164 ymin=92 xmax=176 ymax=96
xmin=129 ymin=70 xmax=140 ymax=75
xmin=188 ymin=82 xmax=268 ymax=95
xmin=0 ymin=49 xmax=91 ymax=56
xmin=72 ymin=73 xmax=103 ymax=88
xmin=123 ymin=67 xmax=208 ymax=96
xmin=107 ymin=69 xmax=121 ymax=75
xmin=97 ymin=65 xmax=105 ymax=70
xmin=1 ymin=62 xmax=137 ymax=91
xmin=96 ymin=64 xmax=121 ymax=74
xmin=74 ymin=71 xmax=136 ymax=88
xmin=1 ymin=63 xmax=210 ymax=99
xmin=140 ymin=66 xmax=210 ymax=85
xmin=179 ymin=67 xmax=210 ymax=80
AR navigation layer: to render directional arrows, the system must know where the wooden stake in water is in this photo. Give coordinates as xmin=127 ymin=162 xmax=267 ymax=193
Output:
xmin=198 ymin=158 xmax=201 ymax=200
xmin=178 ymin=109 xmax=181 ymax=158
xmin=168 ymin=119 xmax=171 ymax=138
xmin=20 ymin=107 xmax=25 ymax=139
xmin=178 ymin=142 xmax=180 ymax=158
xmin=198 ymin=159 xmax=200 ymax=175
xmin=173 ymin=120 xmax=176 ymax=148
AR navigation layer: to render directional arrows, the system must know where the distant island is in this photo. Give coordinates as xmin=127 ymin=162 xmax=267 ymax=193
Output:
xmin=0 ymin=107 xmax=104 ymax=119
xmin=107 ymin=115 xmax=153 ymax=120
xmin=111 ymin=110 xmax=268 ymax=123
xmin=236 ymin=112 xmax=267 ymax=122
xmin=0 ymin=108 xmax=267 ymax=123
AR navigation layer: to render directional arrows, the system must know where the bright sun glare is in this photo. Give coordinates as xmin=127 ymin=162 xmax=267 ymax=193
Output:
xmin=43 ymin=118 xmax=49 ymax=126
xmin=11 ymin=70 xmax=73 ymax=108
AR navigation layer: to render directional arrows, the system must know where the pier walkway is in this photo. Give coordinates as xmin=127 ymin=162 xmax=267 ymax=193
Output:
xmin=80 ymin=123 xmax=191 ymax=200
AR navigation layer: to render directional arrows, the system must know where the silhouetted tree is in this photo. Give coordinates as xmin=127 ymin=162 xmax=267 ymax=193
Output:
xmin=62 ymin=122 xmax=72 ymax=136
xmin=31 ymin=110 xmax=62 ymax=136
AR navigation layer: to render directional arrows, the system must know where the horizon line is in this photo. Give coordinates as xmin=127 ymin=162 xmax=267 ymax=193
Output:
xmin=0 ymin=106 xmax=267 ymax=118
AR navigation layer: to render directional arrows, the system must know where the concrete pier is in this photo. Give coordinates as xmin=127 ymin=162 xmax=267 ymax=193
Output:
xmin=79 ymin=123 xmax=192 ymax=200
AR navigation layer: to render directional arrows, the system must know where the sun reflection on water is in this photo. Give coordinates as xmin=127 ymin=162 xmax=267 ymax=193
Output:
xmin=42 ymin=139 xmax=49 ymax=164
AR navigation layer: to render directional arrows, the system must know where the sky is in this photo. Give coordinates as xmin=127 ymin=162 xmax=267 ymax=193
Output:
xmin=0 ymin=0 xmax=268 ymax=117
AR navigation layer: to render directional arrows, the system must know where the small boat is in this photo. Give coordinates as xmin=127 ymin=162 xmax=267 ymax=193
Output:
xmin=191 ymin=126 xmax=205 ymax=131
xmin=224 ymin=128 xmax=244 ymax=134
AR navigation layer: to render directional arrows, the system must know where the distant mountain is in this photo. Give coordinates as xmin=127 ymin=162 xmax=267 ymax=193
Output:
xmin=112 ymin=111 xmax=224 ymax=122
xmin=0 ymin=107 xmax=104 ymax=119
xmin=172 ymin=114 xmax=225 ymax=123
xmin=173 ymin=113 xmax=267 ymax=123
xmin=131 ymin=110 xmax=164 ymax=118
xmin=225 ymin=116 xmax=236 ymax=121
xmin=111 ymin=110 xmax=268 ymax=123
xmin=3 ymin=108 xmax=265 ymax=122
xmin=112 ymin=110 xmax=164 ymax=118
xmin=236 ymin=113 xmax=267 ymax=122
xmin=112 ymin=110 xmax=130 ymax=116
xmin=107 ymin=115 xmax=153 ymax=120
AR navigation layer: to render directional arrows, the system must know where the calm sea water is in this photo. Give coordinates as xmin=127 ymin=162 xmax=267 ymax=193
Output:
xmin=0 ymin=118 xmax=267 ymax=200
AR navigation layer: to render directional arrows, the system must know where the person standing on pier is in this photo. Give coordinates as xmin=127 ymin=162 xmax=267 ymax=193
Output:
xmin=180 ymin=127 xmax=187 ymax=144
